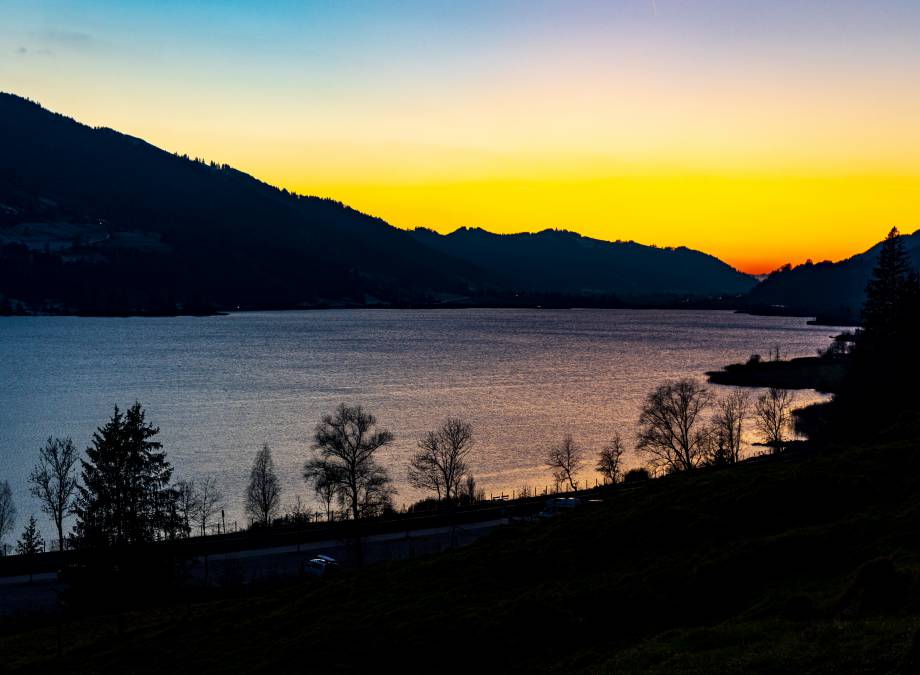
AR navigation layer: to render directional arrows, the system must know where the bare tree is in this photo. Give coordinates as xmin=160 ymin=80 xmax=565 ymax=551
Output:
xmin=287 ymin=495 xmax=311 ymax=524
xmin=303 ymin=457 xmax=341 ymax=522
xmin=755 ymin=388 xmax=795 ymax=452
xmin=193 ymin=476 xmax=224 ymax=535
xmin=0 ymin=480 xmax=15 ymax=555
xmin=308 ymin=404 xmax=396 ymax=520
xmin=463 ymin=473 xmax=481 ymax=503
xmin=245 ymin=444 xmax=281 ymax=527
xmin=408 ymin=417 xmax=474 ymax=502
xmin=546 ymin=434 xmax=584 ymax=491
xmin=596 ymin=432 xmax=627 ymax=484
xmin=174 ymin=480 xmax=198 ymax=537
xmin=28 ymin=437 xmax=79 ymax=552
xmin=708 ymin=390 xmax=749 ymax=465
xmin=637 ymin=379 xmax=712 ymax=473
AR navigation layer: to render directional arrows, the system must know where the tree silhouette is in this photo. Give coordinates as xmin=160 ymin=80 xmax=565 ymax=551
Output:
xmin=408 ymin=417 xmax=475 ymax=502
xmin=596 ymin=433 xmax=626 ymax=484
xmin=546 ymin=435 xmax=584 ymax=491
xmin=0 ymin=480 xmax=15 ymax=555
xmin=245 ymin=445 xmax=281 ymax=527
xmin=302 ymin=458 xmax=341 ymax=522
xmin=16 ymin=515 xmax=44 ymax=581
xmin=73 ymin=403 xmax=179 ymax=548
xmin=708 ymin=390 xmax=748 ymax=465
xmin=637 ymin=379 xmax=712 ymax=473
xmin=193 ymin=476 xmax=224 ymax=535
xmin=308 ymin=404 xmax=395 ymax=521
xmin=754 ymin=388 xmax=795 ymax=452
xmin=174 ymin=480 xmax=198 ymax=537
xmin=28 ymin=436 xmax=79 ymax=552
xmin=861 ymin=228 xmax=919 ymax=345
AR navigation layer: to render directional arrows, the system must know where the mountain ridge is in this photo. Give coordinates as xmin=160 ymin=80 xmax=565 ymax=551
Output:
xmin=1 ymin=92 xmax=756 ymax=314
xmin=743 ymin=228 xmax=920 ymax=324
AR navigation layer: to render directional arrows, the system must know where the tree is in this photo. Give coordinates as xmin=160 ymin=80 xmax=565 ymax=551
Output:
xmin=28 ymin=436 xmax=79 ymax=552
xmin=0 ymin=480 xmax=15 ymax=555
xmin=16 ymin=515 xmax=44 ymax=581
xmin=707 ymin=390 xmax=748 ymax=465
xmin=245 ymin=445 xmax=281 ymax=527
xmin=596 ymin=433 xmax=626 ymax=484
xmin=73 ymin=403 xmax=179 ymax=548
xmin=637 ymin=379 xmax=712 ymax=473
xmin=302 ymin=458 xmax=341 ymax=522
xmin=463 ymin=473 xmax=480 ymax=503
xmin=755 ymin=388 xmax=795 ymax=452
xmin=862 ymin=227 xmax=919 ymax=344
xmin=851 ymin=227 xmax=920 ymax=416
xmin=174 ymin=480 xmax=198 ymax=537
xmin=546 ymin=434 xmax=584 ymax=491
xmin=192 ymin=476 xmax=224 ymax=536
xmin=286 ymin=495 xmax=311 ymax=525
xmin=407 ymin=417 xmax=475 ymax=502
xmin=308 ymin=404 xmax=396 ymax=521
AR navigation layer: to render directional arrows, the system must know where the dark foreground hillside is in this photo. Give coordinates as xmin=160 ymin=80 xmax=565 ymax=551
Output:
xmin=5 ymin=437 xmax=920 ymax=673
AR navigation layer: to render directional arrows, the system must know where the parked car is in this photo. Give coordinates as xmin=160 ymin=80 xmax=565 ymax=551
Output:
xmin=302 ymin=554 xmax=340 ymax=577
xmin=538 ymin=497 xmax=582 ymax=518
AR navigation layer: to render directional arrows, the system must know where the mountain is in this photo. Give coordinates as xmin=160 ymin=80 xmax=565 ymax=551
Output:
xmin=0 ymin=94 xmax=487 ymax=313
xmin=743 ymin=229 xmax=920 ymax=324
xmin=0 ymin=93 xmax=754 ymax=314
xmin=410 ymin=227 xmax=756 ymax=298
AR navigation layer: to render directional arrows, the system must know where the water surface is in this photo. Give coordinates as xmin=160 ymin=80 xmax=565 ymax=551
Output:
xmin=0 ymin=309 xmax=840 ymax=535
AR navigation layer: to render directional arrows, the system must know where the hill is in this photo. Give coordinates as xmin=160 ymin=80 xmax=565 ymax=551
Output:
xmin=5 ymin=440 xmax=920 ymax=672
xmin=0 ymin=93 xmax=485 ymax=314
xmin=0 ymin=93 xmax=754 ymax=314
xmin=744 ymin=229 xmax=920 ymax=324
xmin=410 ymin=227 xmax=756 ymax=299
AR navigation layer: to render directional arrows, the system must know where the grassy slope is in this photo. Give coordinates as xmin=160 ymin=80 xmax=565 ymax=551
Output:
xmin=5 ymin=441 xmax=920 ymax=673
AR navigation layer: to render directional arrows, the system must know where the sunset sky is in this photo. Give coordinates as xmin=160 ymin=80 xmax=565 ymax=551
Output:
xmin=2 ymin=1 xmax=919 ymax=274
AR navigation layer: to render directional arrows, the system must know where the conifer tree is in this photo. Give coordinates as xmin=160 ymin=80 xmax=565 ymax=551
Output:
xmin=73 ymin=403 xmax=179 ymax=548
xmin=16 ymin=515 xmax=44 ymax=581
xmin=861 ymin=228 xmax=920 ymax=347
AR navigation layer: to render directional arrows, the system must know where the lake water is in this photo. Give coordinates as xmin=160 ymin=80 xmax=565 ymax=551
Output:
xmin=0 ymin=309 xmax=841 ymax=537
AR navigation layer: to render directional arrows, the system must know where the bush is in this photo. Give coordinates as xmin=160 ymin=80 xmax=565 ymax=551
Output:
xmin=623 ymin=468 xmax=651 ymax=483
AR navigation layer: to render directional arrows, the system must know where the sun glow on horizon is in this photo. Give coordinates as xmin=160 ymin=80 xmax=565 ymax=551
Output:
xmin=2 ymin=0 xmax=919 ymax=274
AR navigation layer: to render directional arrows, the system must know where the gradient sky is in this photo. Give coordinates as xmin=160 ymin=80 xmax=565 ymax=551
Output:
xmin=2 ymin=1 xmax=920 ymax=273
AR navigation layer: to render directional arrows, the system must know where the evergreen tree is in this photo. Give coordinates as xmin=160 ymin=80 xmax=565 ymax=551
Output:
xmin=17 ymin=515 xmax=44 ymax=556
xmin=73 ymin=403 xmax=180 ymax=548
xmin=861 ymin=227 xmax=920 ymax=348
xmin=16 ymin=515 xmax=44 ymax=582
xmin=825 ymin=228 xmax=920 ymax=437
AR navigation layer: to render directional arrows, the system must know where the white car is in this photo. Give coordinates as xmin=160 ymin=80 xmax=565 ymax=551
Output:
xmin=538 ymin=497 xmax=582 ymax=518
xmin=302 ymin=554 xmax=340 ymax=577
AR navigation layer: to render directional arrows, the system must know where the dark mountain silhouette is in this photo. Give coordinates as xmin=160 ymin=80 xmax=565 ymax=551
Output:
xmin=0 ymin=93 xmax=486 ymax=313
xmin=744 ymin=230 xmax=920 ymax=324
xmin=0 ymin=93 xmax=754 ymax=314
xmin=411 ymin=227 xmax=755 ymax=298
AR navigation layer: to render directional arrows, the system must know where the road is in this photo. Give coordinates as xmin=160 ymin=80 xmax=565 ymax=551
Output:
xmin=0 ymin=518 xmax=510 ymax=619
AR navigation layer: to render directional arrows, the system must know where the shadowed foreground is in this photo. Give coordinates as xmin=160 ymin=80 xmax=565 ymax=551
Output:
xmin=5 ymin=437 xmax=920 ymax=673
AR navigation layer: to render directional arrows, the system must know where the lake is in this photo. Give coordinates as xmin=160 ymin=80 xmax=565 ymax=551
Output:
xmin=0 ymin=309 xmax=841 ymax=537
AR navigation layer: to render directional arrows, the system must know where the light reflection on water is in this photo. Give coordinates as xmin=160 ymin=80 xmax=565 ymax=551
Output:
xmin=0 ymin=309 xmax=840 ymax=531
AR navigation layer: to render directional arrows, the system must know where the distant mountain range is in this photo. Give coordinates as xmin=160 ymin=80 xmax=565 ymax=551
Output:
xmin=409 ymin=227 xmax=755 ymax=299
xmin=0 ymin=92 xmax=762 ymax=314
xmin=743 ymin=229 xmax=920 ymax=324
